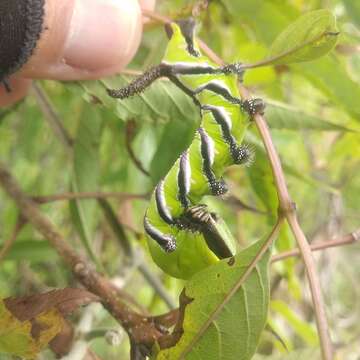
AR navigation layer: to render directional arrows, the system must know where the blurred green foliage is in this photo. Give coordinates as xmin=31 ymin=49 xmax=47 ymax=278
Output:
xmin=0 ymin=0 xmax=359 ymax=359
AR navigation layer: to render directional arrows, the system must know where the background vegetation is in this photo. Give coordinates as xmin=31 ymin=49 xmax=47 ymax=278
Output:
xmin=0 ymin=0 xmax=359 ymax=359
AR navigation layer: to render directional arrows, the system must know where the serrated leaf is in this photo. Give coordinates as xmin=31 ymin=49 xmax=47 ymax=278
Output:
xmin=268 ymin=10 xmax=338 ymax=65
xmin=266 ymin=100 xmax=354 ymax=131
xmin=157 ymin=238 xmax=270 ymax=360
xmin=80 ymin=75 xmax=199 ymax=124
xmin=70 ymin=106 xmax=103 ymax=269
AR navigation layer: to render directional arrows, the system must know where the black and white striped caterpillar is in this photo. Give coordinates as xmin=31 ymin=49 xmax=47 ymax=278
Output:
xmin=107 ymin=19 xmax=265 ymax=279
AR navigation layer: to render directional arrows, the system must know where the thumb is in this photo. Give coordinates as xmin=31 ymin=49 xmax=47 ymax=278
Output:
xmin=20 ymin=0 xmax=143 ymax=80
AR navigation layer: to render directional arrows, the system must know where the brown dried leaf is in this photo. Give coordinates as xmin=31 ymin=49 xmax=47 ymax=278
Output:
xmin=0 ymin=288 xmax=99 ymax=359
xmin=4 ymin=288 xmax=99 ymax=320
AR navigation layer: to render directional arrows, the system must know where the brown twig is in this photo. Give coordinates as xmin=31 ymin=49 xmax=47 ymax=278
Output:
xmin=272 ymin=229 xmax=360 ymax=263
xmin=32 ymin=191 xmax=148 ymax=204
xmin=142 ymin=9 xmax=171 ymax=24
xmin=0 ymin=163 xmax=164 ymax=352
xmin=0 ymin=216 xmax=26 ymax=262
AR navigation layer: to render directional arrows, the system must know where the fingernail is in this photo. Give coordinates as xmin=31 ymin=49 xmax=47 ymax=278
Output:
xmin=64 ymin=0 xmax=142 ymax=71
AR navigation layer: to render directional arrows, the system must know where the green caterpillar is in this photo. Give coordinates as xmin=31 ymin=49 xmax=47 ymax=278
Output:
xmin=108 ymin=19 xmax=265 ymax=279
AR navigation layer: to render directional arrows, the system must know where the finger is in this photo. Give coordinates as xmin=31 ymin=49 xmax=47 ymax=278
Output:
xmin=139 ymin=0 xmax=156 ymax=12
xmin=20 ymin=0 xmax=143 ymax=80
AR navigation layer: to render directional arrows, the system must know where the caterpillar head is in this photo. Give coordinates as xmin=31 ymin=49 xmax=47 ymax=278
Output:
xmin=164 ymin=18 xmax=200 ymax=57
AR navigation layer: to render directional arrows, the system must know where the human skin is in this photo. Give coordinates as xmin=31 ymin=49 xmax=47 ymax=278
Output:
xmin=0 ymin=0 xmax=155 ymax=107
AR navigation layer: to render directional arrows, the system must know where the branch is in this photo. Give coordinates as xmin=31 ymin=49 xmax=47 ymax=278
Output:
xmin=272 ymin=229 xmax=360 ymax=263
xmin=0 ymin=163 xmax=164 ymax=351
xmin=0 ymin=216 xmax=26 ymax=262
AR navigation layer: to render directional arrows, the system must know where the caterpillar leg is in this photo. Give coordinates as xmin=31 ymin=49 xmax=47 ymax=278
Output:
xmin=106 ymin=62 xmax=245 ymax=103
xmin=183 ymin=205 xmax=233 ymax=259
xmin=106 ymin=64 xmax=172 ymax=99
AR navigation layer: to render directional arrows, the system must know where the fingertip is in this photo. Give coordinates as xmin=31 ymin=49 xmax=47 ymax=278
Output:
xmin=139 ymin=0 xmax=156 ymax=12
xmin=63 ymin=0 xmax=143 ymax=72
xmin=21 ymin=0 xmax=143 ymax=80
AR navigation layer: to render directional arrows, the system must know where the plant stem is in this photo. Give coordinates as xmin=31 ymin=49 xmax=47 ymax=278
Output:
xmin=251 ymin=111 xmax=333 ymax=360
xmin=272 ymin=229 xmax=360 ymax=263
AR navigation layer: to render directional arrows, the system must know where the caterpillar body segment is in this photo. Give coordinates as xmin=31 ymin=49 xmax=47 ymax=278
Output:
xmin=108 ymin=19 xmax=265 ymax=279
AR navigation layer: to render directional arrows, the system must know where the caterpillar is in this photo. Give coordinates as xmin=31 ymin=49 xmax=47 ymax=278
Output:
xmin=107 ymin=19 xmax=265 ymax=279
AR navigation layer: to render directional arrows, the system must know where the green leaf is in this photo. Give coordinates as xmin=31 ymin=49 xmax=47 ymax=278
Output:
xmin=222 ymin=0 xmax=297 ymax=45
xmin=266 ymin=100 xmax=354 ymax=132
xmin=268 ymin=10 xmax=338 ymax=65
xmin=271 ymin=300 xmax=318 ymax=346
xmin=253 ymin=348 xmax=321 ymax=360
xmin=80 ymin=75 xmax=199 ymax=124
xmin=4 ymin=240 xmax=58 ymax=263
xmin=157 ymin=238 xmax=270 ymax=360
xmin=247 ymin=149 xmax=278 ymax=220
xmin=69 ymin=105 xmax=103 ymax=269
xmin=149 ymin=116 xmax=199 ymax=183
xmin=343 ymin=0 xmax=360 ymax=27
xmin=294 ymin=56 xmax=360 ymax=118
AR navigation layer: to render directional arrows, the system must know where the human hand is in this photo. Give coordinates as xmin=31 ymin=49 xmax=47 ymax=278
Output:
xmin=0 ymin=0 xmax=155 ymax=107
